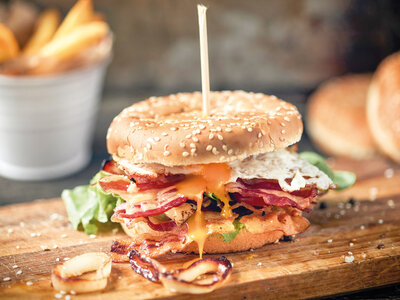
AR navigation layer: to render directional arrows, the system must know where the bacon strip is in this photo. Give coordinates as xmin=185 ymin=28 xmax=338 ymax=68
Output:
xmin=226 ymin=179 xmax=318 ymax=211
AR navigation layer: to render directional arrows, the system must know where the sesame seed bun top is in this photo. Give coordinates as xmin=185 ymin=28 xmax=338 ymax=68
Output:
xmin=106 ymin=90 xmax=303 ymax=166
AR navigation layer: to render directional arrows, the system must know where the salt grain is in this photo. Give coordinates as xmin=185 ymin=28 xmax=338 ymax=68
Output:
xmin=3 ymin=277 xmax=11 ymax=281
xmin=349 ymin=243 xmax=354 ymax=247
xmin=327 ymin=239 xmax=333 ymax=243
xmin=384 ymin=168 xmax=394 ymax=178
xmin=12 ymin=265 xmax=18 ymax=269
xmin=387 ymin=199 xmax=395 ymax=208
xmin=26 ymin=281 xmax=33 ymax=286
xmin=89 ymin=234 xmax=96 ymax=239
xmin=344 ymin=256 xmax=354 ymax=263
xmin=61 ymin=234 xmax=67 ymax=238
xmin=16 ymin=270 xmax=22 ymax=275
xmin=378 ymin=219 xmax=383 ymax=224
xmin=8 ymin=228 xmax=13 ymax=233
xmin=360 ymin=225 xmax=365 ymax=230
xmin=55 ymin=294 xmax=62 ymax=299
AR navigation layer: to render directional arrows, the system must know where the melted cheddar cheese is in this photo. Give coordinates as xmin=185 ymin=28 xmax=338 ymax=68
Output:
xmin=175 ymin=163 xmax=232 ymax=258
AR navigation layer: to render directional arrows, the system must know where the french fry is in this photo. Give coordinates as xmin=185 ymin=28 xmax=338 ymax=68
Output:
xmin=38 ymin=21 xmax=109 ymax=61
xmin=0 ymin=23 xmax=19 ymax=63
xmin=23 ymin=8 xmax=61 ymax=55
xmin=52 ymin=0 xmax=93 ymax=40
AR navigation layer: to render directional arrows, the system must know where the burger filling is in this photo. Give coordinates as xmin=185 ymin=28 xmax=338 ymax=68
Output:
xmin=98 ymin=149 xmax=334 ymax=256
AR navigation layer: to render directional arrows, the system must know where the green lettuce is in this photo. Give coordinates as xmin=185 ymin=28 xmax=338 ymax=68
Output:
xmin=221 ymin=218 xmax=245 ymax=242
xmin=299 ymin=151 xmax=356 ymax=190
xmin=61 ymin=171 xmax=124 ymax=235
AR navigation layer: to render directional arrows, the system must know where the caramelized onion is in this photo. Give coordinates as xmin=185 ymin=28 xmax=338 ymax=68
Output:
xmin=128 ymin=250 xmax=232 ymax=294
xmin=51 ymin=252 xmax=111 ymax=294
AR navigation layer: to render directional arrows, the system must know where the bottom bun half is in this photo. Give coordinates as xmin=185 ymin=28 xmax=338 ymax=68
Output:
xmin=120 ymin=212 xmax=309 ymax=254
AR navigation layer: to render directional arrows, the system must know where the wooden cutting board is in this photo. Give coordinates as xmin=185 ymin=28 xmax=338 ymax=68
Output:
xmin=1 ymin=158 xmax=400 ymax=299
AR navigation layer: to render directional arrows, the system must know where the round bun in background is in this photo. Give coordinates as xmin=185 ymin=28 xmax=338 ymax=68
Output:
xmin=307 ymin=74 xmax=377 ymax=159
xmin=367 ymin=52 xmax=400 ymax=164
xmin=107 ymin=91 xmax=303 ymax=166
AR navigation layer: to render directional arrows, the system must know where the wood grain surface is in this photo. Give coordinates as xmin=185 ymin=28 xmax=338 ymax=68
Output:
xmin=0 ymin=158 xmax=399 ymax=299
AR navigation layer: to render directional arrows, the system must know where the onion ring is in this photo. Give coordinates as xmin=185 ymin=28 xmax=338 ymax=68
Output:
xmin=128 ymin=250 xmax=232 ymax=294
xmin=51 ymin=252 xmax=111 ymax=294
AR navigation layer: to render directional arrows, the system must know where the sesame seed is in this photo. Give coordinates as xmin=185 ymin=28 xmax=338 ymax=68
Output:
xmin=228 ymin=149 xmax=233 ymax=155
xmin=55 ymin=294 xmax=62 ymax=299
xmin=179 ymin=142 xmax=185 ymax=148
xmin=206 ymin=145 xmax=213 ymax=151
xmin=12 ymin=265 xmax=18 ymax=269
xmin=3 ymin=277 xmax=11 ymax=281
xmin=61 ymin=234 xmax=67 ymax=238
xmin=40 ymin=245 xmax=49 ymax=251
xmin=182 ymin=152 xmax=189 ymax=157
xmin=217 ymin=134 xmax=223 ymax=140
xmin=384 ymin=168 xmax=394 ymax=178
xmin=192 ymin=137 xmax=199 ymax=142
xmin=65 ymin=296 xmax=71 ymax=300
xmin=8 ymin=228 xmax=13 ymax=233
xmin=327 ymin=239 xmax=333 ymax=243
xmin=349 ymin=243 xmax=354 ymax=247
xmin=146 ymin=143 xmax=152 ymax=150
xmin=89 ymin=234 xmax=96 ymax=239
xmin=19 ymin=222 xmax=25 ymax=227
xmin=186 ymin=134 xmax=192 ymax=139
xmin=216 ymin=126 xmax=221 ymax=132
xmin=154 ymin=137 xmax=160 ymax=142
xmin=70 ymin=290 xmax=76 ymax=295
xmin=163 ymin=151 xmax=171 ymax=156
xmin=378 ymin=219 xmax=383 ymax=224
xmin=281 ymin=130 xmax=286 ymax=134
xmin=190 ymin=143 xmax=196 ymax=148
xmin=161 ymin=132 xmax=168 ymax=136
xmin=170 ymin=127 xmax=177 ymax=131
xmin=56 ymin=258 xmax=60 ymax=262
xmin=199 ymin=124 xmax=206 ymax=130
xmin=16 ymin=245 xmax=20 ymax=249
xmin=212 ymin=147 xmax=219 ymax=155
xmin=247 ymin=128 xmax=253 ymax=132
xmin=279 ymin=137 xmax=285 ymax=141
xmin=360 ymin=225 xmax=365 ymax=230
xmin=190 ymin=148 xmax=196 ymax=154
xmin=225 ymin=128 xmax=232 ymax=132
xmin=26 ymin=281 xmax=33 ymax=286
xmin=361 ymin=253 xmax=367 ymax=259
xmin=387 ymin=199 xmax=395 ymax=208
xmin=63 ymin=257 xmax=70 ymax=261
xmin=16 ymin=270 xmax=22 ymax=275
xmin=209 ymin=133 xmax=214 ymax=140
xmin=222 ymin=145 xmax=228 ymax=151
xmin=30 ymin=233 xmax=36 ymax=237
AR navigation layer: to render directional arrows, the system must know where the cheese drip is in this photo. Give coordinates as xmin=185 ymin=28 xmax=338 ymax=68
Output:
xmin=175 ymin=163 xmax=232 ymax=258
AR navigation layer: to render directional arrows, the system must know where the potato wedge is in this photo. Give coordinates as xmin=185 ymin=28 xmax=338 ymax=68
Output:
xmin=52 ymin=0 xmax=93 ymax=40
xmin=0 ymin=23 xmax=19 ymax=63
xmin=23 ymin=8 xmax=61 ymax=55
xmin=39 ymin=21 xmax=109 ymax=61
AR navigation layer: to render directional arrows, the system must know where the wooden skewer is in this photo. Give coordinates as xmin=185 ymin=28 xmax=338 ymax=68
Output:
xmin=197 ymin=4 xmax=210 ymax=117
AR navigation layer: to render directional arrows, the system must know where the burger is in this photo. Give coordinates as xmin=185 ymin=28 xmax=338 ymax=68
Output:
xmin=65 ymin=89 xmax=346 ymax=259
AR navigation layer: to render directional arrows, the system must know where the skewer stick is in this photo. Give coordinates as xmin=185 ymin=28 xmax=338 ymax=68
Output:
xmin=197 ymin=4 xmax=210 ymax=117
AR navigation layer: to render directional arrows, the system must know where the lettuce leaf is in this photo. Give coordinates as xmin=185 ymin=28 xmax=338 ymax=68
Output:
xmin=221 ymin=218 xmax=245 ymax=242
xmin=61 ymin=171 xmax=124 ymax=235
xmin=299 ymin=151 xmax=356 ymax=190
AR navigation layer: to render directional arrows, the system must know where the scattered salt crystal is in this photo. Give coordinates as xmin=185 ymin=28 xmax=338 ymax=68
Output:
xmin=369 ymin=187 xmax=378 ymax=201
xmin=55 ymin=294 xmax=62 ymax=299
xmin=257 ymin=262 xmax=262 ymax=266
xmin=63 ymin=257 xmax=70 ymax=261
xmin=360 ymin=225 xmax=365 ymax=230
xmin=89 ymin=234 xmax=96 ymax=239
xmin=384 ymin=168 xmax=394 ymax=178
xmin=19 ymin=222 xmax=25 ymax=227
xmin=349 ymin=243 xmax=354 ymax=247
xmin=327 ymin=239 xmax=333 ymax=243
xmin=3 ymin=277 xmax=11 ymax=281
xmin=60 ymin=291 xmax=66 ymax=295
xmin=378 ymin=219 xmax=383 ymax=224
xmin=12 ymin=265 xmax=18 ymax=269
xmin=387 ymin=199 xmax=395 ymax=208
xmin=344 ymin=256 xmax=354 ymax=263
xmin=361 ymin=253 xmax=367 ymax=259
xmin=56 ymin=258 xmax=60 ymax=262
xmin=348 ymin=251 xmax=353 ymax=255
xmin=70 ymin=290 xmax=76 ymax=295
xmin=26 ymin=281 xmax=33 ymax=286
xmin=16 ymin=270 xmax=22 ymax=275
xmin=16 ymin=245 xmax=20 ymax=249
xmin=61 ymin=234 xmax=67 ymax=238
xmin=8 ymin=228 xmax=13 ymax=233
xmin=65 ymin=295 xmax=71 ymax=300
xmin=30 ymin=233 xmax=36 ymax=237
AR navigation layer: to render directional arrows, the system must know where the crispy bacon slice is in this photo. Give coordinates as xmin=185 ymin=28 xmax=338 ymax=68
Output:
xmin=133 ymin=174 xmax=185 ymax=191
xmin=226 ymin=179 xmax=318 ymax=211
